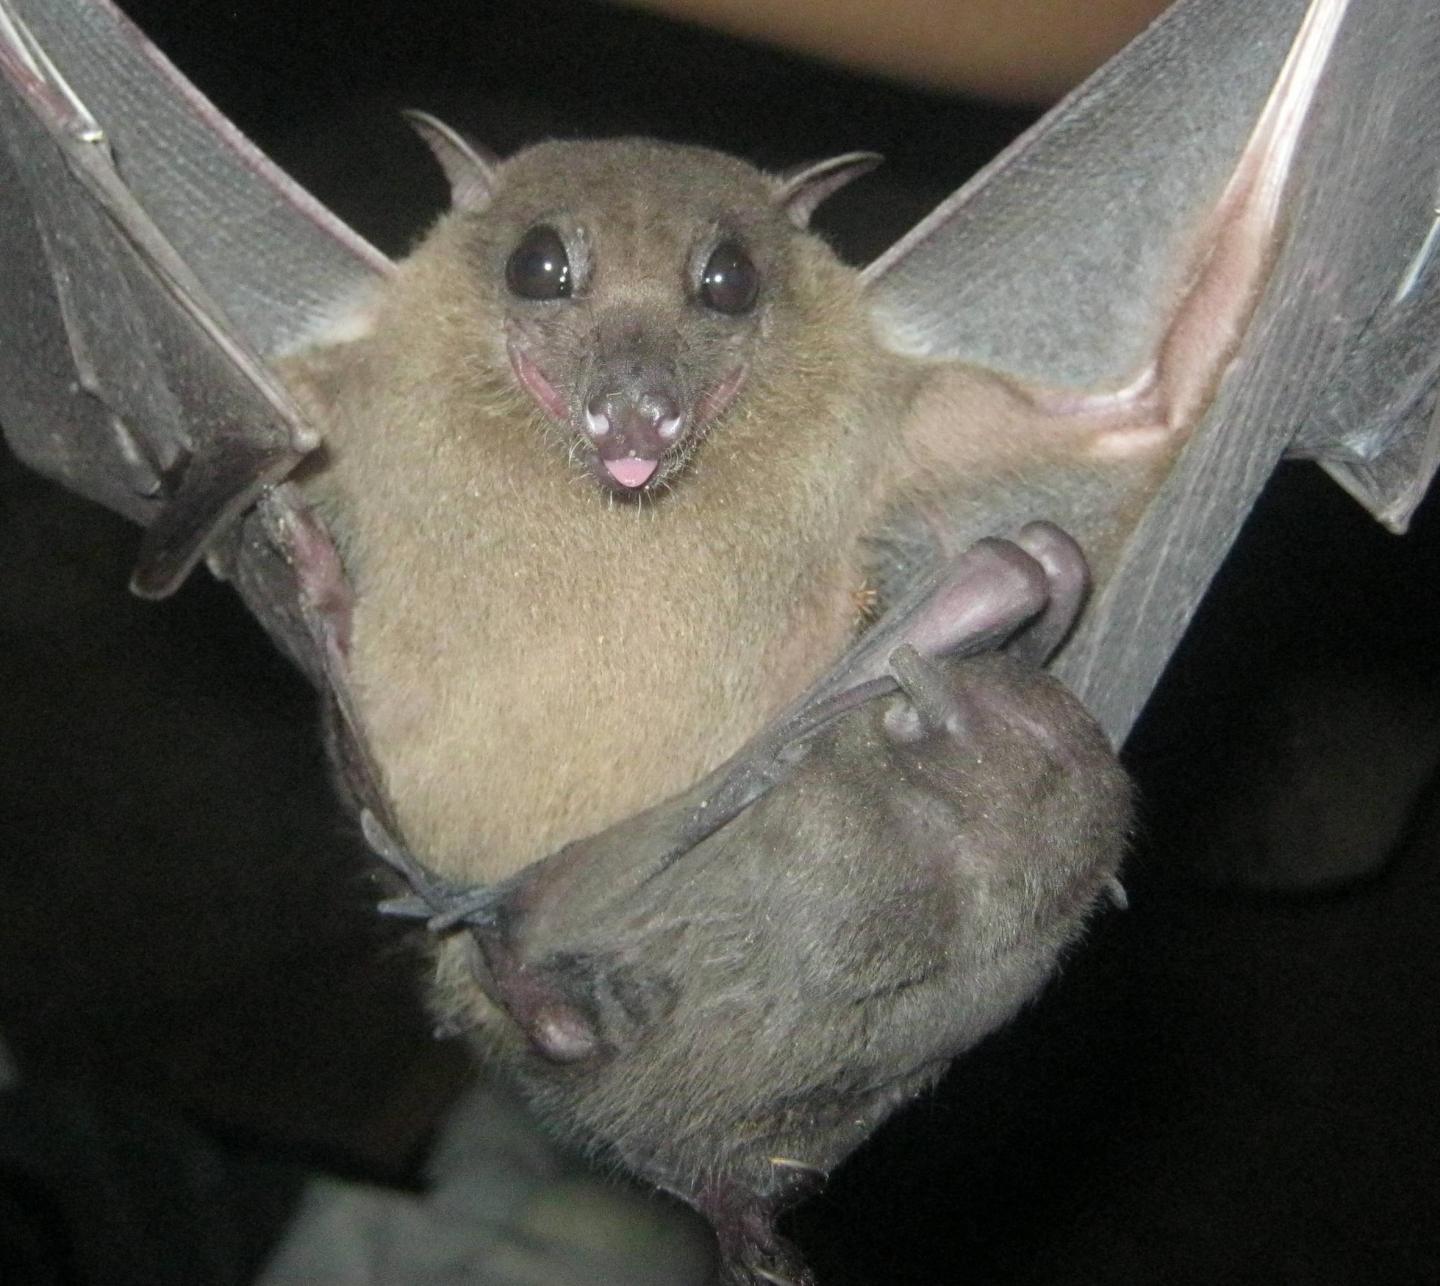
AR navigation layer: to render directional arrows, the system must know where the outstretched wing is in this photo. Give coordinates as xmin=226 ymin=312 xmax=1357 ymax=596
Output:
xmin=0 ymin=0 xmax=388 ymax=600
xmin=867 ymin=0 xmax=1440 ymax=742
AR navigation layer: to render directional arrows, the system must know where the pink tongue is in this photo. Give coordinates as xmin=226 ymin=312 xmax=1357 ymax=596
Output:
xmin=604 ymin=457 xmax=659 ymax=488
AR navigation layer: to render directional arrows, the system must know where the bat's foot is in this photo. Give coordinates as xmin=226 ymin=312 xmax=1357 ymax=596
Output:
xmin=712 ymin=1210 xmax=815 ymax=1286
xmin=691 ymin=1174 xmax=824 ymax=1286
xmin=723 ymin=1235 xmax=814 ymax=1285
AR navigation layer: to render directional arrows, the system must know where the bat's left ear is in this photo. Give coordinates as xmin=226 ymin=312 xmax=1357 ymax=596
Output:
xmin=402 ymin=109 xmax=501 ymax=212
xmin=774 ymin=152 xmax=883 ymax=229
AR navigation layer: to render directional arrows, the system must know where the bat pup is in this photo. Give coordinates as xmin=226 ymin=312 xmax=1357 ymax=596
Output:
xmin=368 ymin=527 xmax=1132 ymax=1286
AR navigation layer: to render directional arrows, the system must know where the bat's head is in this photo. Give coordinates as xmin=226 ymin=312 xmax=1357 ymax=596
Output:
xmin=406 ymin=114 xmax=879 ymax=496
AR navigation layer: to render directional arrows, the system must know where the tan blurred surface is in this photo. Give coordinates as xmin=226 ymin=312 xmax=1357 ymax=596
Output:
xmin=610 ymin=0 xmax=1174 ymax=102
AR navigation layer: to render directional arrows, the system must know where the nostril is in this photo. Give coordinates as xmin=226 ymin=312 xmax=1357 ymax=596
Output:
xmin=587 ymin=387 xmax=685 ymax=452
xmin=584 ymin=394 xmax=612 ymax=440
xmin=639 ymin=391 xmax=681 ymax=428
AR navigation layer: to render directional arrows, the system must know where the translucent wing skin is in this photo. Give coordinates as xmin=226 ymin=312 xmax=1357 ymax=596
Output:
xmin=6 ymin=0 xmax=1434 ymax=752
xmin=0 ymin=0 xmax=388 ymax=599
xmin=868 ymin=0 xmax=1440 ymax=742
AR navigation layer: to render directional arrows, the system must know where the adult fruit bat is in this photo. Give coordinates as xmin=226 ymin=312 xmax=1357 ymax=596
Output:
xmin=1 ymin=0 xmax=1438 ymax=1281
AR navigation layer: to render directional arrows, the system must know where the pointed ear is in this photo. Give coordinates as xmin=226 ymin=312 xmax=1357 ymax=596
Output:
xmin=472 ymin=924 xmax=675 ymax=1064
xmin=402 ymin=109 xmax=500 ymax=212
xmin=514 ymin=986 xmax=605 ymax=1065
xmin=774 ymin=151 xmax=883 ymax=229
xmin=467 ymin=926 xmax=604 ymax=1064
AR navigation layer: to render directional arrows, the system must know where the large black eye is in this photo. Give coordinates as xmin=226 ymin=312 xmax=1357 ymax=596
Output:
xmin=506 ymin=226 xmax=572 ymax=300
xmin=699 ymin=240 xmax=759 ymax=315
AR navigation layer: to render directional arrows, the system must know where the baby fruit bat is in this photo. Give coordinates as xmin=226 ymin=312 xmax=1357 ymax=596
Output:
xmin=1 ymin=0 xmax=1438 ymax=1278
xmin=366 ymin=523 xmax=1129 ymax=1286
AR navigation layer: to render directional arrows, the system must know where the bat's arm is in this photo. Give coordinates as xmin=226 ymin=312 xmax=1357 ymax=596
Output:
xmin=1056 ymin=0 xmax=1440 ymax=742
xmin=0 ymin=0 xmax=388 ymax=600
xmin=870 ymin=0 xmax=1440 ymax=744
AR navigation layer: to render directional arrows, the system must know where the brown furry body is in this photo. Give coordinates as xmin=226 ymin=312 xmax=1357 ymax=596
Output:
xmin=462 ymin=649 xmax=1131 ymax=1284
xmin=282 ymin=140 xmax=1141 ymax=1282
xmin=290 ymin=142 xmax=913 ymax=884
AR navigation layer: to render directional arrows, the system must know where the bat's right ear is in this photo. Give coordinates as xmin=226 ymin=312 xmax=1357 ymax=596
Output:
xmin=774 ymin=151 xmax=883 ymax=229
xmin=402 ymin=109 xmax=500 ymax=212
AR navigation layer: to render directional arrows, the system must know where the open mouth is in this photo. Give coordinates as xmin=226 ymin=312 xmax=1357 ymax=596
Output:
xmin=586 ymin=448 xmax=669 ymax=493
xmin=509 ymin=338 xmax=750 ymax=498
xmin=510 ymin=340 xmax=672 ymax=493
xmin=598 ymin=455 xmax=661 ymax=489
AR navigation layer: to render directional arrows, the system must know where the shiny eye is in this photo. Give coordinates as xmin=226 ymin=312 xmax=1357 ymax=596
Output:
xmin=506 ymin=226 xmax=572 ymax=300
xmin=699 ymin=240 xmax=759 ymax=315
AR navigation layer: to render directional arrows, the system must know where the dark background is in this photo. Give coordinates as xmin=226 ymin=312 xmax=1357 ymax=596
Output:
xmin=2 ymin=0 xmax=1438 ymax=1282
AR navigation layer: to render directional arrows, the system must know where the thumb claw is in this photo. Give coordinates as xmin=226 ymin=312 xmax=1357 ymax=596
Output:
xmin=885 ymin=643 xmax=966 ymax=741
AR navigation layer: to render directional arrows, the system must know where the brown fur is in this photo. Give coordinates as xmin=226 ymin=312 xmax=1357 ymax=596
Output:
xmin=288 ymin=140 xmax=916 ymax=886
xmin=282 ymin=140 xmax=1145 ymax=1282
xmin=463 ymin=649 xmax=1132 ymax=1284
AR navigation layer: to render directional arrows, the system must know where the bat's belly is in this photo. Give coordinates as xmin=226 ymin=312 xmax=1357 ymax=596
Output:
xmin=346 ymin=522 xmax=857 ymax=883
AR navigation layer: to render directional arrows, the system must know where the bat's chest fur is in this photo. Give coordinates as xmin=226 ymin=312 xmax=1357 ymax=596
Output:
xmin=310 ymin=402 xmax=873 ymax=883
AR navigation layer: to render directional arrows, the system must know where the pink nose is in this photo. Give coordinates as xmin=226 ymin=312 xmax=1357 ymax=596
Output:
xmin=584 ymin=390 xmax=684 ymax=457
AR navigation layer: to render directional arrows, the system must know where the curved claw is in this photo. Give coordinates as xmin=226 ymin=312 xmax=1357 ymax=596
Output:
xmin=376 ymin=894 xmax=432 ymax=920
